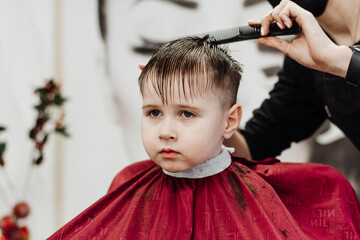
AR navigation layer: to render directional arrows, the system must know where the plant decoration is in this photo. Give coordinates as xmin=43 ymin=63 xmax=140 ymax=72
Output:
xmin=0 ymin=79 xmax=69 ymax=240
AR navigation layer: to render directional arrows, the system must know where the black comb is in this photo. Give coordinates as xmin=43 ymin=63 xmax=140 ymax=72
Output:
xmin=197 ymin=21 xmax=301 ymax=44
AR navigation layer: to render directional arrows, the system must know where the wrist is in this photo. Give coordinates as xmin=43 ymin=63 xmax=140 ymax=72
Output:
xmin=329 ymin=46 xmax=352 ymax=78
xmin=344 ymin=45 xmax=360 ymax=87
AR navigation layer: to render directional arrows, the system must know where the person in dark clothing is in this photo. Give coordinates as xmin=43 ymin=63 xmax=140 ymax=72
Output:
xmin=227 ymin=0 xmax=360 ymax=161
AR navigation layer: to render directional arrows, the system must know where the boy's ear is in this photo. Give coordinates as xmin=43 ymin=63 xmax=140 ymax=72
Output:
xmin=224 ymin=104 xmax=242 ymax=139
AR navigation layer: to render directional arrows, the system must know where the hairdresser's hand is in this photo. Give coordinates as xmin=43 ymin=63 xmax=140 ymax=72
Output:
xmin=250 ymin=0 xmax=352 ymax=78
xmin=223 ymin=131 xmax=252 ymax=160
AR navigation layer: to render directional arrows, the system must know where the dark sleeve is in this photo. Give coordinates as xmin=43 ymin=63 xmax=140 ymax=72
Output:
xmin=240 ymin=57 xmax=326 ymax=160
xmin=344 ymin=46 xmax=360 ymax=87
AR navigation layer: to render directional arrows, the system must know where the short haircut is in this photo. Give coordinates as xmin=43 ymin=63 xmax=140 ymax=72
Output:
xmin=138 ymin=36 xmax=242 ymax=109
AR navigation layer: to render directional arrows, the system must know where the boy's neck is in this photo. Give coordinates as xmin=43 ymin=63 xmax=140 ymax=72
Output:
xmin=162 ymin=147 xmax=234 ymax=179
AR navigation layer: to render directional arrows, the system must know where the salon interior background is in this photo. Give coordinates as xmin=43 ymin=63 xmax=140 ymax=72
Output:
xmin=1 ymin=0 xmax=359 ymax=238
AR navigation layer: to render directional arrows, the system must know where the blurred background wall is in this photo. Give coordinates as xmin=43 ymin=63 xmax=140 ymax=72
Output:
xmin=0 ymin=0 xmax=359 ymax=238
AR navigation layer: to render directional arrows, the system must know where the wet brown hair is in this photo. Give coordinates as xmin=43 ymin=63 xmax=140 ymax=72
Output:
xmin=138 ymin=36 xmax=242 ymax=109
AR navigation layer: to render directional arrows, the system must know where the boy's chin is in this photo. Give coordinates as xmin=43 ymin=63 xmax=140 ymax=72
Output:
xmin=161 ymin=166 xmax=187 ymax=173
xmin=158 ymin=163 xmax=192 ymax=173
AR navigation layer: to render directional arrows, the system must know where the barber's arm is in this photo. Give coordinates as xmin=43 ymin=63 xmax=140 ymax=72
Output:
xmin=223 ymin=131 xmax=252 ymax=159
xmin=252 ymin=1 xmax=354 ymax=79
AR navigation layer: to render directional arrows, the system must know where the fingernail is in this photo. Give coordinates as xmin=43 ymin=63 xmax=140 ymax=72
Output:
xmin=276 ymin=22 xmax=283 ymax=29
xmin=261 ymin=27 xmax=264 ymax=36
xmin=284 ymin=21 xmax=291 ymax=28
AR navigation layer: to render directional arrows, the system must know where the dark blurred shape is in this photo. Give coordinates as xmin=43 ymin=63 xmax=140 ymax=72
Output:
xmin=133 ymin=37 xmax=165 ymax=55
xmin=243 ymin=0 xmax=266 ymax=7
xmin=155 ymin=0 xmax=198 ymax=9
xmin=98 ymin=0 xmax=198 ymax=42
xmin=98 ymin=0 xmax=107 ymax=41
xmin=257 ymin=43 xmax=283 ymax=54
xmin=262 ymin=65 xmax=281 ymax=77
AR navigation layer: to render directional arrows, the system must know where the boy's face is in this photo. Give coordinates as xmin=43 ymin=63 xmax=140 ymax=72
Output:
xmin=141 ymin=80 xmax=228 ymax=173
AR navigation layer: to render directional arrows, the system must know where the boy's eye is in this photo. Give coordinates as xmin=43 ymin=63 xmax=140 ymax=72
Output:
xmin=181 ymin=111 xmax=194 ymax=118
xmin=149 ymin=110 xmax=161 ymax=117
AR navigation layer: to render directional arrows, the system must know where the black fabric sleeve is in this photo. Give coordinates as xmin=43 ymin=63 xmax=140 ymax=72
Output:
xmin=344 ymin=46 xmax=360 ymax=87
xmin=240 ymin=57 xmax=326 ymax=160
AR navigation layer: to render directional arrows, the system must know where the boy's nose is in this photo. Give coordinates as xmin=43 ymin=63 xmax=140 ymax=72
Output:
xmin=159 ymin=118 xmax=177 ymax=141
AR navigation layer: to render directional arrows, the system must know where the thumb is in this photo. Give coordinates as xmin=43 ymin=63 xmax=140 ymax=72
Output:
xmin=257 ymin=37 xmax=291 ymax=55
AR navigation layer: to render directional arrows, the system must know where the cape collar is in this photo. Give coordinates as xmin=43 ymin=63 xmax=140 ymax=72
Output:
xmin=162 ymin=146 xmax=233 ymax=179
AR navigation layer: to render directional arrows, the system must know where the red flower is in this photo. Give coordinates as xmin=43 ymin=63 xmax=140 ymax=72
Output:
xmin=0 ymin=235 xmax=10 ymax=240
xmin=35 ymin=141 xmax=44 ymax=150
xmin=13 ymin=202 xmax=30 ymax=219
xmin=19 ymin=226 xmax=29 ymax=240
xmin=0 ymin=215 xmax=16 ymax=234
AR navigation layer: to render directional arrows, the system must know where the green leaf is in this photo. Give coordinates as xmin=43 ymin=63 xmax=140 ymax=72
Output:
xmin=0 ymin=126 xmax=6 ymax=132
xmin=47 ymin=79 xmax=55 ymax=86
xmin=34 ymin=104 xmax=46 ymax=112
xmin=33 ymin=155 xmax=43 ymax=165
xmin=53 ymin=94 xmax=67 ymax=106
xmin=43 ymin=133 xmax=49 ymax=143
xmin=55 ymin=126 xmax=70 ymax=137
xmin=0 ymin=143 xmax=6 ymax=156
xmin=36 ymin=88 xmax=49 ymax=102
xmin=29 ymin=128 xmax=36 ymax=140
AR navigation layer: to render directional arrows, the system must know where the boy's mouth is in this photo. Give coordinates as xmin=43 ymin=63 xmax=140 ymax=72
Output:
xmin=160 ymin=148 xmax=179 ymax=158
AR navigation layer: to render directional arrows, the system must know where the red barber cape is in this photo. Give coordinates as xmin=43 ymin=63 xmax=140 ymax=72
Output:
xmin=48 ymin=157 xmax=360 ymax=239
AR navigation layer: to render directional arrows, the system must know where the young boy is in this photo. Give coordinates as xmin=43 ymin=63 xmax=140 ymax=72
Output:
xmin=48 ymin=36 xmax=360 ymax=239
